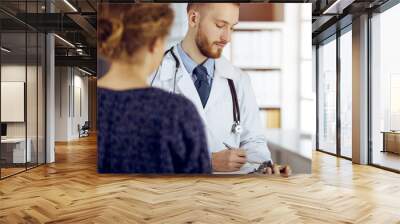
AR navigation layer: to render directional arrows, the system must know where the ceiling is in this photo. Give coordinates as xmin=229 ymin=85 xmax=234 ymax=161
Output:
xmin=311 ymin=0 xmax=391 ymax=43
xmin=0 ymin=0 xmax=97 ymax=73
xmin=0 ymin=0 xmax=396 ymax=75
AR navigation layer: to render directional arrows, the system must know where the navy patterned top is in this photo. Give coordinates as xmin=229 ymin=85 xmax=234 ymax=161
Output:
xmin=97 ymin=87 xmax=211 ymax=174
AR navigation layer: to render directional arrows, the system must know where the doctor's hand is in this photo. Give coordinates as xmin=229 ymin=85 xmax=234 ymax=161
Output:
xmin=260 ymin=163 xmax=292 ymax=177
xmin=211 ymin=149 xmax=247 ymax=172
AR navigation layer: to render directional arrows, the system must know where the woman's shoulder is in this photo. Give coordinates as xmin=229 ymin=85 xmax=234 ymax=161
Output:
xmin=98 ymin=87 xmax=198 ymax=117
xmin=98 ymin=87 xmax=167 ymax=100
xmin=151 ymin=87 xmax=191 ymax=105
xmin=166 ymin=91 xmax=198 ymax=113
xmin=151 ymin=88 xmax=199 ymax=116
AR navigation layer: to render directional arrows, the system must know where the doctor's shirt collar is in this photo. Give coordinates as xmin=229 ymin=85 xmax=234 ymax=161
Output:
xmin=177 ymin=42 xmax=215 ymax=78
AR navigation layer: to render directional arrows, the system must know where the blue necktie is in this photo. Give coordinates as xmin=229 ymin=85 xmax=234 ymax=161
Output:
xmin=193 ymin=65 xmax=211 ymax=107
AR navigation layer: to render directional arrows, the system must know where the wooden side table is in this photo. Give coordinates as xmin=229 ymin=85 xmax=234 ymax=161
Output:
xmin=381 ymin=131 xmax=400 ymax=154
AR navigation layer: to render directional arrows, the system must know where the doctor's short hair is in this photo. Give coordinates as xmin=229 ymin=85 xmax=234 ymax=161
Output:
xmin=98 ymin=3 xmax=174 ymax=61
xmin=186 ymin=3 xmax=240 ymax=12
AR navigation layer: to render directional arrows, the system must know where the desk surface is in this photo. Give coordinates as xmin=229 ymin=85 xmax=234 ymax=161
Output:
xmin=381 ymin=131 xmax=400 ymax=134
xmin=1 ymin=138 xmax=28 ymax=143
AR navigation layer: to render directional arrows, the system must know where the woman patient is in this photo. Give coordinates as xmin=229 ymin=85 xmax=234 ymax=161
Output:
xmin=97 ymin=4 xmax=211 ymax=173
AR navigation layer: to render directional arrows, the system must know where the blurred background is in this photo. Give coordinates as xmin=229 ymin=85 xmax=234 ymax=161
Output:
xmin=167 ymin=4 xmax=314 ymax=135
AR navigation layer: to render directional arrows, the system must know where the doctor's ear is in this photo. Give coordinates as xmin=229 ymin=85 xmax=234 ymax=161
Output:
xmin=188 ymin=10 xmax=200 ymax=28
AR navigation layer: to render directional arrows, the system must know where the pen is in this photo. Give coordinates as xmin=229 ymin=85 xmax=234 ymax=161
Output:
xmin=223 ymin=142 xmax=264 ymax=164
xmin=223 ymin=142 xmax=233 ymax=150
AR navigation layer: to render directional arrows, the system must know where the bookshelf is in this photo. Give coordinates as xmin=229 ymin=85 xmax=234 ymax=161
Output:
xmin=223 ymin=22 xmax=284 ymax=128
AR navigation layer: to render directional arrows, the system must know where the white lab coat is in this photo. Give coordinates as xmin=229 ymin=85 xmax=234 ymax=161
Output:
xmin=149 ymin=44 xmax=271 ymax=174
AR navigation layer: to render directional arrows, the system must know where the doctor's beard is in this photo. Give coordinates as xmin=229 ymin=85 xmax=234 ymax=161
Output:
xmin=195 ymin=26 xmax=226 ymax=59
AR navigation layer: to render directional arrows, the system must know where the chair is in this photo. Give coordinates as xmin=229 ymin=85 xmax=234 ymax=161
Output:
xmin=78 ymin=121 xmax=90 ymax=138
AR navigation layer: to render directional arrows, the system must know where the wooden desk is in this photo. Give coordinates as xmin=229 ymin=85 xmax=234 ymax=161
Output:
xmin=265 ymin=129 xmax=312 ymax=174
xmin=381 ymin=131 xmax=400 ymax=154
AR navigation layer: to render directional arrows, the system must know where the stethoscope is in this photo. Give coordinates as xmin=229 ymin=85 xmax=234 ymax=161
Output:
xmin=150 ymin=46 xmax=242 ymax=135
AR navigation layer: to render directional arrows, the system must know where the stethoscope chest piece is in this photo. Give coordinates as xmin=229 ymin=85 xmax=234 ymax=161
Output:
xmin=227 ymin=79 xmax=241 ymax=135
xmin=231 ymin=121 xmax=242 ymax=135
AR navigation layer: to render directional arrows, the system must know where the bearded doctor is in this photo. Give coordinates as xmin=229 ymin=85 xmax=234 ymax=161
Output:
xmin=150 ymin=3 xmax=291 ymax=176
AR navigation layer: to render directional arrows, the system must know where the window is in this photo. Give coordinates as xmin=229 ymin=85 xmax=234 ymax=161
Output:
xmin=317 ymin=37 xmax=337 ymax=154
xmin=0 ymin=1 xmax=46 ymax=179
xmin=339 ymin=29 xmax=352 ymax=158
xmin=371 ymin=3 xmax=400 ymax=171
xmin=390 ymin=74 xmax=400 ymax=130
xmin=300 ymin=4 xmax=314 ymax=135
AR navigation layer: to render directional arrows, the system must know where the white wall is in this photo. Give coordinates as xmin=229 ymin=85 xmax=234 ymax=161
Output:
xmin=1 ymin=66 xmax=26 ymax=129
xmin=1 ymin=65 xmax=26 ymax=142
xmin=167 ymin=4 xmax=188 ymax=48
xmin=71 ymin=73 xmax=89 ymax=138
xmin=1 ymin=63 xmax=46 ymax=164
xmin=55 ymin=67 xmax=89 ymax=141
xmin=1 ymin=82 xmax=25 ymax=122
xmin=1 ymin=65 xmax=26 ymax=81
xmin=55 ymin=66 xmax=69 ymax=141
xmin=281 ymin=5 xmax=301 ymax=130
xmin=1 ymin=65 xmax=36 ymax=138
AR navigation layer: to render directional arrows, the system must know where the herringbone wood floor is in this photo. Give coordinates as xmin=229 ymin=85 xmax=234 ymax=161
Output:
xmin=1 ymin=134 xmax=400 ymax=224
